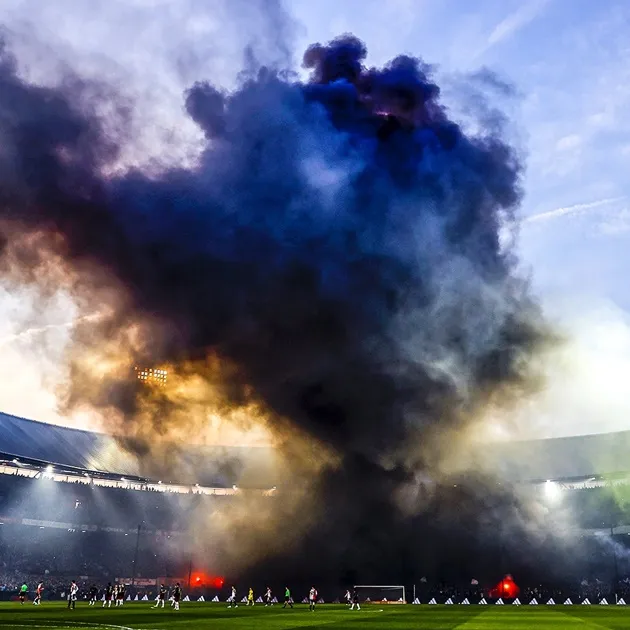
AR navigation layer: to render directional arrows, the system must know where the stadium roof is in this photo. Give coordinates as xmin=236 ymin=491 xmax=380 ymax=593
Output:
xmin=483 ymin=430 xmax=630 ymax=482
xmin=1 ymin=410 xmax=630 ymax=486
xmin=0 ymin=411 xmax=275 ymax=488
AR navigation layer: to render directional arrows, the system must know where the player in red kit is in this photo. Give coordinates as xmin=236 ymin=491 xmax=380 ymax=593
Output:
xmin=33 ymin=582 xmax=44 ymax=605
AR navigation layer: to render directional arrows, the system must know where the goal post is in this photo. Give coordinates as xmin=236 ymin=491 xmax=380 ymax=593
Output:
xmin=353 ymin=585 xmax=406 ymax=604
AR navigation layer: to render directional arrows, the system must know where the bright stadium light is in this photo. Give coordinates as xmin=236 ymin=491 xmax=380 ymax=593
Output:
xmin=46 ymin=465 xmax=53 ymax=473
xmin=544 ymin=480 xmax=562 ymax=503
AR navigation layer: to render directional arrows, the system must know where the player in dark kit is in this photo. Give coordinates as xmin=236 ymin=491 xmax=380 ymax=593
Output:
xmin=153 ymin=584 xmax=167 ymax=608
xmin=283 ymin=586 xmax=293 ymax=608
xmin=89 ymin=585 xmax=98 ymax=606
xmin=350 ymin=589 xmax=361 ymax=610
xmin=172 ymin=583 xmax=182 ymax=611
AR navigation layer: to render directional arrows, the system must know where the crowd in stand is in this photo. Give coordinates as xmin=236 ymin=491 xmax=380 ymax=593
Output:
xmin=0 ymin=529 xmax=183 ymax=587
xmin=0 ymin=474 xmax=215 ymax=532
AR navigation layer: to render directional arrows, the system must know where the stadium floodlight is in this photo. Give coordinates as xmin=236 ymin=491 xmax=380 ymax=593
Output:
xmin=46 ymin=465 xmax=53 ymax=473
xmin=544 ymin=480 xmax=562 ymax=503
xmin=353 ymin=585 xmax=406 ymax=604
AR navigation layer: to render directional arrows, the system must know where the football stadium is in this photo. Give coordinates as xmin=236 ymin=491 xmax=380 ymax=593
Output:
xmin=3 ymin=412 xmax=630 ymax=629
xmin=1 ymin=1 xmax=630 ymax=628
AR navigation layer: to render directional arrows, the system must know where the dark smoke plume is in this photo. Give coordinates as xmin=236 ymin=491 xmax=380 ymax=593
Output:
xmin=0 ymin=32 xmax=549 ymax=581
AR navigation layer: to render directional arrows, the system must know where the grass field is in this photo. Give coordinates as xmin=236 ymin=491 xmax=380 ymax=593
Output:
xmin=2 ymin=602 xmax=630 ymax=629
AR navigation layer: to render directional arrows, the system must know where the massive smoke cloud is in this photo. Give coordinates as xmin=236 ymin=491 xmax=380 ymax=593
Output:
xmin=0 ymin=26 xmax=553 ymax=581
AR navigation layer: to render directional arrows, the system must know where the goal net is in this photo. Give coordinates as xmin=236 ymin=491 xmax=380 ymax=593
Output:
xmin=353 ymin=585 xmax=405 ymax=604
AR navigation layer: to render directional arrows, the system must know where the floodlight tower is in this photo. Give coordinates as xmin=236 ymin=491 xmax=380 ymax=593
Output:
xmin=134 ymin=366 xmax=168 ymax=386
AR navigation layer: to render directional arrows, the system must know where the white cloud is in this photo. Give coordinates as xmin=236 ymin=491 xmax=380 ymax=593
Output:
xmin=555 ymin=134 xmax=582 ymax=152
xmin=486 ymin=0 xmax=551 ymax=48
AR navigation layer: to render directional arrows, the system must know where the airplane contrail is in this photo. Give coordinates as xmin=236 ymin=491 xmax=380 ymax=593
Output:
xmin=522 ymin=197 xmax=625 ymax=224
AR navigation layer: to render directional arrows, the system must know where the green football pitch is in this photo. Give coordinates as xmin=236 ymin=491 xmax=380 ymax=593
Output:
xmin=1 ymin=602 xmax=630 ymax=629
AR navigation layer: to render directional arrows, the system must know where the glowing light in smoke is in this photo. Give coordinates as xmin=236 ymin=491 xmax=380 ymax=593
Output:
xmin=135 ymin=366 xmax=168 ymax=385
xmin=544 ymin=480 xmax=562 ymax=503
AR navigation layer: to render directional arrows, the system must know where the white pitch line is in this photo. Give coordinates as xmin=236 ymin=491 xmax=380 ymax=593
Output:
xmin=7 ymin=623 xmax=136 ymax=630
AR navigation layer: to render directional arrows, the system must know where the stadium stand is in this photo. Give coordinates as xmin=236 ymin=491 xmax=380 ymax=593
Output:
xmin=0 ymin=411 xmax=279 ymax=600
xmin=3 ymin=410 xmax=630 ymax=603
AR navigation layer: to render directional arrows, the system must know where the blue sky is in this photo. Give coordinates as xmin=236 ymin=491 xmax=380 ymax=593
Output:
xmin=0 ymin=0 xmax=629 ymax=439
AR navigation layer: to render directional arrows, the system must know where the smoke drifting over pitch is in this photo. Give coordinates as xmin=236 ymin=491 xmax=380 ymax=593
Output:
xmin=0 ymin=27 xmax=551 ymax=580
